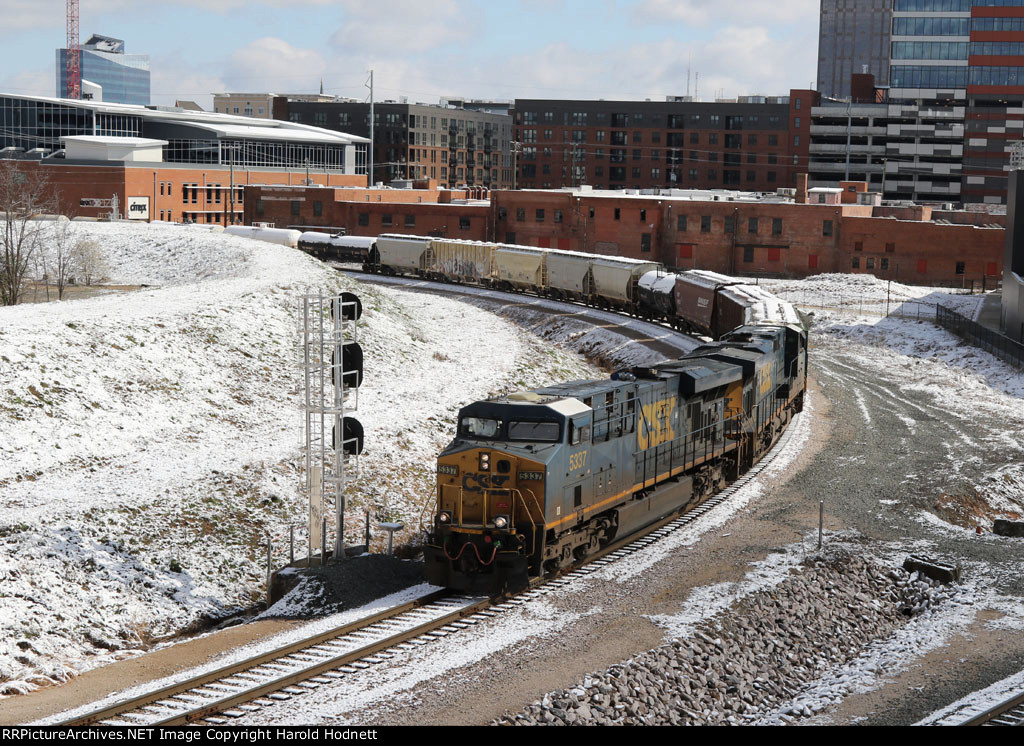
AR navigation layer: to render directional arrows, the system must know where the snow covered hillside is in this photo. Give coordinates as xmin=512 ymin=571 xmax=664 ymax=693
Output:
xmin=0 ymin=222 xmax=600 ymax=694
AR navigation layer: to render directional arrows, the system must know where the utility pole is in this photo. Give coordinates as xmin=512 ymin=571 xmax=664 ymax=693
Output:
xmin=366 ymin=70 xmax=374 ymax=188
xmin=845 ymin=98 xmax=852 ymax=181
xmin=229 ymin=144 xmax=235 ymax=225
xmin=511 ymin=141 xmax=521 ymax=190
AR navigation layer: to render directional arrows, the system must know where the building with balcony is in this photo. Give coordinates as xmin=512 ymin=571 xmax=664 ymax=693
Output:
xmin=273 ymin=99 xmax=514 ymax=189
xmin=510 ymin=92 xmax=817 ymax=193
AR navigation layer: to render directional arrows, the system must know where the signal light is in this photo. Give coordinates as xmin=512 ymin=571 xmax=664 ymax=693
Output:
xmin=331 ymin=292 xmax=363 ymax=322
xmin=332 ymin=416 xmax=365 ymax=456
xmin=332 ymin=342 xmax=364 ymax=389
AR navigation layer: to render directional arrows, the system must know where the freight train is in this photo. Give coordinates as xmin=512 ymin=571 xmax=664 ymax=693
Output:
xmin=292 ymin=231 xmax=807 ymax=595
xmin=423 ymin=306 xmax=807 ymax=594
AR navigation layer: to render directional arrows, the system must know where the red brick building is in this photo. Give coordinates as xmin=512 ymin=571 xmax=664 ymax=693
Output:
xmin=4 ymin=160 xmax=365 ymax=224
xmin=511 ymin=90 xmax=818 ymax=193
xmin=241 ymin=182 xmax=1004 ymax=288
xmin=245 ymin=183 xmax=491 ymax=241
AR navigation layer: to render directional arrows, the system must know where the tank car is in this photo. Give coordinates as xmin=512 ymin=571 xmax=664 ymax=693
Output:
xmin=423 ymin=317 xmax=808 ymax=595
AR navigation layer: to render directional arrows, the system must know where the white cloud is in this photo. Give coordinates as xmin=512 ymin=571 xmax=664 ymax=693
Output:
xmin=149 ymin=53 xmax=227 ymax=109
xmin=329 ymin=0 xmax=467 ymax=54
xmin=0 ymin=0 xmax=334 ymax=34
xmin=635 ymin=0 xmax=817 ymax=26
xmin=0 ymin=66 xmax=54 ymax=98
xmin=222 ymin=37 xmax=328 ymax=95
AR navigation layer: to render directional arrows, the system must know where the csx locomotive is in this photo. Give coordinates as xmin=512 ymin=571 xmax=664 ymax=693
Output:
xmin=424 ymin=308 xmax=808 ymax=594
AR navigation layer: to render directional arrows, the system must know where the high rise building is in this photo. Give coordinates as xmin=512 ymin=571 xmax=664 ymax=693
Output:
xmin=56 ymin=34 xmax=150 ymax=105
xmin=817 ymin=0 xmax=893 ymax=99
xmin=814 ymin=0 xmax=1024 ymax=205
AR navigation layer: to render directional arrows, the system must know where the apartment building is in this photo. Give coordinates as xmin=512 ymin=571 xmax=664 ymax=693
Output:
xmin=275 ymin=99 xmax=515 ymax=190
xmin=510 ymin=92 xmax=818 ymax=193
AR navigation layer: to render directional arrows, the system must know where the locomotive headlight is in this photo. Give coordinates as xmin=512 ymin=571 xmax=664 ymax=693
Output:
xmin=493 ymin=514 xmax=510 ymax=530
xmin=479 ymin=452 xmax=491 ymax=471
xmin=438 ymin=511 xmax=452 ymax=524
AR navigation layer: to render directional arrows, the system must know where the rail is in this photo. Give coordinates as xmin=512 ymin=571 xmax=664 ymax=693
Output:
xmin=936 ymin=304 xmax=1024 ymax=370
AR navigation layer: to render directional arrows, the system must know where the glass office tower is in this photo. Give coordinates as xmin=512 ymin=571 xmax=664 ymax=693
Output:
xmin=56 ymin=34 xmax=150 ymax=106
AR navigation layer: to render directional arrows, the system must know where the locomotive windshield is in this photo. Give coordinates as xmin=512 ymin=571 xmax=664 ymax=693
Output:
xmin=508 ymin=421 xmax=561 ymax=442
xmin=460 ymin=417 xmax=502 ymax=439
xmin=458 ymin=416 xmax=562 ymax=442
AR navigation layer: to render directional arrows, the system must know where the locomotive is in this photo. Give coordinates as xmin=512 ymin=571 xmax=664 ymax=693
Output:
xmin=423 ymin=302 xmax=808 ymax=594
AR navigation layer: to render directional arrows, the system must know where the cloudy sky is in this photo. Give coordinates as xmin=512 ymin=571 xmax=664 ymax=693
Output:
xmin=0 ymin=0 xmax=820 ymax=109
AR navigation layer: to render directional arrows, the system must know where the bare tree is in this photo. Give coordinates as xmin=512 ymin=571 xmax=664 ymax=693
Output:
xmin=0 ymin=161 xmax=55 ymax=306
xmin=73 ymin=238 xmax=107 ymax=287
xmin=49 ymin=217 xmax=77 ymax=300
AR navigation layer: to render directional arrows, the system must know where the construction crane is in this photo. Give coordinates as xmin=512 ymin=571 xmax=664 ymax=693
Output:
xmin=66 ymin=0 xmax=80 ymax=99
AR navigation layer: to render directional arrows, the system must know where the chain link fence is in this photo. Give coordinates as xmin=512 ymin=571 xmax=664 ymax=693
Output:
xmin=935 ymin=305 xmax=1024 ymax=370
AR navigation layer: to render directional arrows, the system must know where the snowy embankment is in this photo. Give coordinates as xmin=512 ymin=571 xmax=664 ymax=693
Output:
xmin=760 ymin=273 xmax=986 ymax=320
xmin=0 ymin=222 xmax=599 ymax=694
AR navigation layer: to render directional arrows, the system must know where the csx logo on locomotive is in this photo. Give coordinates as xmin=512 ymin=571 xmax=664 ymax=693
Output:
xmin=461 ymin=472 xmax=511 ymax=493
xmin=639 ymin=396 xmax=676 ymax=449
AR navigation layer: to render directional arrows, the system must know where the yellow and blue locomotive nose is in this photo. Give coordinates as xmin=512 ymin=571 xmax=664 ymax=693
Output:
xmin=435 ymin=448 xmax=545 ymax=529
xmin=427 ymin=448 xmax=546 ymax=594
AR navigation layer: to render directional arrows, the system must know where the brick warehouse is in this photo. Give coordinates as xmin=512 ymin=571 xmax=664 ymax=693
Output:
xmin=248 ymin=181 xmax=1005 ymax=287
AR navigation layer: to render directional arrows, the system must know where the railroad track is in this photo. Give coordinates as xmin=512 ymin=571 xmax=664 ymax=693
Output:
xmin=961 ymin=693 xmax=1024 ymax=726
xmin=55 ymin=415 xmax=801 ymax=727
xmin=53 ymin=272 xmax=802 ymax=726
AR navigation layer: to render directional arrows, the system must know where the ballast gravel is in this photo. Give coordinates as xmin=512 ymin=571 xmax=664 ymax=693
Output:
xmin=495 ymin=550 xmax=957 ymax=726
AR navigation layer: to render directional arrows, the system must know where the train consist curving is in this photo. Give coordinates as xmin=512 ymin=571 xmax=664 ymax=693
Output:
xmin=299 ymin=231 xmax=807 ymax=594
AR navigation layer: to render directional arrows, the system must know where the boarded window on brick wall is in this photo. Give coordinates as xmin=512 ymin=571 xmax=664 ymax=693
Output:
xmin=987 ymin=262 xmax=998 ymax=276
xmin=917 ymin=259 xmax=927 ymax=274
xmin=854 ymin=241 xmax=863 ymax=251
xmin=678 ymin=243 xmax=694 ymax=259
xmin=886 ymin=242 xmax=895 ymax=253
xmin=767 ymin=248 xmax=781 ymax=262
xmin=809 ymin=254 xmax=818 ymax=269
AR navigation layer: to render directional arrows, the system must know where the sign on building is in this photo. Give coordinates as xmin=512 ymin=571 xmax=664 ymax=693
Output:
xmin=127 ymin=197 xmax=150 ymax=220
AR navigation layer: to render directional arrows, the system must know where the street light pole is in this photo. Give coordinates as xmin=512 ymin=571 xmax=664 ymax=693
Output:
xmin=511 ymin=141 xmax=522 ymax=191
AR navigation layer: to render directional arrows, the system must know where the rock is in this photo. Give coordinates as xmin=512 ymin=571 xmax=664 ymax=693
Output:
xmin=994 ymin=519 xmax=1024 ymax=538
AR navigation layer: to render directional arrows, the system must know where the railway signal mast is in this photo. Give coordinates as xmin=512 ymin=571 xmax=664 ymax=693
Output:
xmin=300 ymin=292 xmax=364 ymax=564
xmin=66 ymin=0 xmax=81 ymax=100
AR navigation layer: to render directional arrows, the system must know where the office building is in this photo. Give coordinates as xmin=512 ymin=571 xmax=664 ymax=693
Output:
xmin=56 ymin=34 xmax=150 ymax=105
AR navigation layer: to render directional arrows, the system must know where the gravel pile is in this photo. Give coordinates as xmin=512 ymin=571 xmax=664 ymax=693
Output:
xmin=496 ymin=552 xmax=957 ymax=726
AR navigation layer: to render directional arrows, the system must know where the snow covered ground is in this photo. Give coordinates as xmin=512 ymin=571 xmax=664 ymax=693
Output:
xmin=0 ymin=222 xmax=599 ymax=694
xmin=759 ymin=273 xmax=987 ymax=320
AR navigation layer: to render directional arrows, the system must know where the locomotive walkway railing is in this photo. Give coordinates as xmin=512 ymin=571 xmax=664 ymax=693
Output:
xmin=935 ymin=304 xmax=1024 ymax=370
